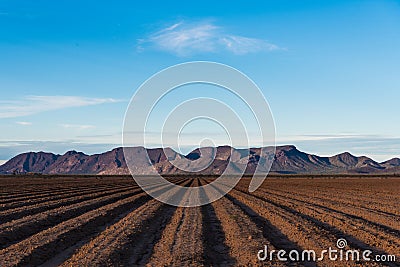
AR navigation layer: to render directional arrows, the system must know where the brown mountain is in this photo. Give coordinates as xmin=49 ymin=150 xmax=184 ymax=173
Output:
xmin=44 ymin=151 xmax=89 ymax=174
xmin=381 ymin=158 xmax=400 ymax=168
xmin=0 ymin=145 xmax=398 ymax=175
xmin=0 ymin=152 xmax=59 ymax=174
xmin=269 ymin=145 xmax=332 ymax=173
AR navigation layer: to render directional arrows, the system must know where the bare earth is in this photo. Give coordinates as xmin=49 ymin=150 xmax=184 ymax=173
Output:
xmin=0 ymin=176 xmax=398 ymax=266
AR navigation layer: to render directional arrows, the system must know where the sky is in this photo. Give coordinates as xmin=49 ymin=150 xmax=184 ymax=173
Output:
xmin=0 ymin=0 xmax=399 ymax=163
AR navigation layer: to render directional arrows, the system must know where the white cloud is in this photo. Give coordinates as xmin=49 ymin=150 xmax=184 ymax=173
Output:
xmin=139 ymin=21 xmax=282 ymax=56
xmin=16 ymin=121 xmax=32 ymax=126
xmin=220 ymin=35 xmax=280 ymax=55
xmin=0 ymin=95 xmax=120 ymax=119
xmin=275 ymin=134 xmax=372 ymax=143
xmin=0 ymin=160 xmax=7 ymax=166
xmin=60 ymin=124 xmax=95 ymax=130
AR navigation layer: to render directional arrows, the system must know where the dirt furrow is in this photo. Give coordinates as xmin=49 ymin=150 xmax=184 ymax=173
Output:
xmin=36 ymin=179 xmax=188 ymax=267
xmin=0 ymin=184 xmax=133 ymax=211
xmin=0 ymin=184 xmax=130 ymax=206
xmin=230 ymin=186 xmax=395 ymax=266
xmin=0 ymin=184 xmax=112 ymax=201
xmin=0 ymin=176 xmax=397 ymax=266
xmin=148 ymin=179 xmax=204 ymax=266
xmin=255 ymin=185 xmax=400 ymax=235
xmin=0 ymin=186 xmax=139 ymax=223
xmin=234 ymin=182 xmax=400 ymax=258
xmin=248 ymin=179 xmax=400 ymax=215
xmin=221 ymin=187 xmax=362 ymax=266
xmin=61 ymin=180 xmax=192 ymax=266
xmin=240 ymin=186 xmax=400 ymax=259
xmin=259 ymin=183 xmax=400 ymax=217
xmin=62 ymin=199 xmax=168 ymax=266
xmin=0 ymin=187 xmax=143 ymax=249
xmin=199 ymin=180 xmax=289 ymax=266
xmin=0 ymin=193 xmax=151 ymax=267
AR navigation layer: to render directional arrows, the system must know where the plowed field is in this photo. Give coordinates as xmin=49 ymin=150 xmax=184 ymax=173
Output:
xmin=0 ymin=176 xmax=398 ymax=266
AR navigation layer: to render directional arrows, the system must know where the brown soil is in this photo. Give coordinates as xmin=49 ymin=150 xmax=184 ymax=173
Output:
xmin=0 ymin=176 xmax=398 ymax=266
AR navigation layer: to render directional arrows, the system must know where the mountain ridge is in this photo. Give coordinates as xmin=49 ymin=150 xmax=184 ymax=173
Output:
xmin=0 ymin=145 xmax=399 ymax=175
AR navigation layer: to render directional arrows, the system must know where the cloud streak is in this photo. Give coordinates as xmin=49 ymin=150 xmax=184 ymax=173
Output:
xmin=16 ymin=121 xmax=32 ymax=126
xmin=60 ymin=124 xmax=95 ymax=130
xmin=138 ymin=21 xmax=282 ymax=56
xmin=0 ymin=96 xmax=120 ymax=119
xmin=276 ymin=134 xmax=400 ymax=162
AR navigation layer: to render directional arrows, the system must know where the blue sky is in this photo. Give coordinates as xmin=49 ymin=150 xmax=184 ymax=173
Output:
xmin=0 ymin=0 xmax=399 ymax=163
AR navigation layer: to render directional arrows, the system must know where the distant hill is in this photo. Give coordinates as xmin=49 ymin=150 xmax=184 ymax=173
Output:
xmin=0 ymin=145 xmax=399 ymax=175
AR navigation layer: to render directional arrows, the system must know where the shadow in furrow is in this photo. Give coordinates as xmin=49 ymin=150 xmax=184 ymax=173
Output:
xmin=258 ymin=187 xmax=400 ymax=239
xmin=21 ymin=179 xmax=189 ymax=267
xmin=238 ymin=188 xmax=399 ymax=267
xmin=224 ymin=193 xmax=317 ymax=267
xmin=15 ymin=194 xmax=152 ymax=267
xmin=128 ymin=179 xmax=194 ymax=266
xmin=199 ymin=179 xmax=237 ymax=266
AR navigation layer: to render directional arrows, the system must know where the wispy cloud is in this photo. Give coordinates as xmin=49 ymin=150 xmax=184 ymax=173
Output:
xmin=276 ymin=134 xmax=376 ymax=143
xmin=138 ymin=21 xmax=282 ymax=56
xmin=16 ymin=121 xmax=32 ymax=126
xmin=0 ymin=95 xmax=121 ymax=119
xmin=220 ymin=35 xmax=280 ymax=54
xmin=60 ymin=124 xmax=95 ymax=130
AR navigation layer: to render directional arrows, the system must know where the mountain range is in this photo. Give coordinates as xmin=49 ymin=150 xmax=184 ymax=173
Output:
xmin=0 ymin=145 xmax=399 ymax=175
